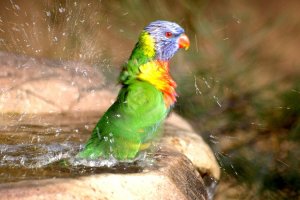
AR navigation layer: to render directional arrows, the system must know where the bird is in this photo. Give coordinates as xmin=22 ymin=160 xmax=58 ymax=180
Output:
xmin=77 ymin=20 xmax=190 ymax=161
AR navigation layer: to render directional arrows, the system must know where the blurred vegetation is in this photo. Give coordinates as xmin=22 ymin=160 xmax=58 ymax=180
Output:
xmin=0 ymin=0 xmax=299 ymax=199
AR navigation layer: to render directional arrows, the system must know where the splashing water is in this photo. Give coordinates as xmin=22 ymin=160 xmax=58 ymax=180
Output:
xmin=0 ymin=121 xmax=155 ymax=183
xmin=0 ymin=0 xmax=115 ymax=64
xmin=194 ymin=75 xmax=222 ymax=107
xmin=194 ymin=75 xmax=202 ymax=95
xmin=0 ymin=142 xmax=78 ymax=168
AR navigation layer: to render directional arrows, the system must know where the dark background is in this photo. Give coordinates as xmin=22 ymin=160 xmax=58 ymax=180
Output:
xmin=0 ymin=0 xmax=299 ymax=199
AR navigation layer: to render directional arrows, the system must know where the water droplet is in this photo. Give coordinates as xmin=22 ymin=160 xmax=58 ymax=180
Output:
xmin=20 ymin=157 xmax=26 ymax=166
xmin=213 ymin=95 xmax=222 ymax=107
xmin=14 ymin=4 xmax=20 ymax=10
xmin=202 ymin=77 xmax=211 ymax=89
xmin=56 ymin=128 xmax=63 ymax=135
xmin=194 ymin=76 xmax=202 ymax=95
xmin=11 ymin=27 xmax=20 ymax=32
xmin=232 ymin=15 xmax=241 ymax=24
xmin=58 ymin=7 xmax=65 ymax=13
xmin=46 ymin=11 xmax=51 ymax=17
xmin=96 ymin=127 xmax=101 ymax=139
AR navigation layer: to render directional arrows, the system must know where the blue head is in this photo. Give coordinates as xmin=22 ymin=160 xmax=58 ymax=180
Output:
xmin=144 ymin=20 xmax=190 ymax=61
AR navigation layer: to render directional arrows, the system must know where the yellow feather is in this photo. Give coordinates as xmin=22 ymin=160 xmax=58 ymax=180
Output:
xmin=139 ymin=32 xmax=155 ymax=58
xmin=138 ymin=61 xmax=167 ymax=91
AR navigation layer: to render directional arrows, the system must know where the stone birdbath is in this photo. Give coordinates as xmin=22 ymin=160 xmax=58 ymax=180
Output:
xmin=0 ymin=52 xmax=220 ymax=200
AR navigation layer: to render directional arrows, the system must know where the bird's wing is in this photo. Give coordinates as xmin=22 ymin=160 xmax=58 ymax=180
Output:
xmin=78 ymin=81 xmax=167 ymax=159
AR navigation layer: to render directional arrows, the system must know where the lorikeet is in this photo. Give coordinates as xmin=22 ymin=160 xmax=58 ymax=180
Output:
xmin=78 ymin=20 xmax=190 ymax=161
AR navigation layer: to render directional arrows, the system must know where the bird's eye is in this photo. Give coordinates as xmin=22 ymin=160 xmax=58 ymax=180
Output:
xmin=165 ymin=32 xmax=173 ymax=38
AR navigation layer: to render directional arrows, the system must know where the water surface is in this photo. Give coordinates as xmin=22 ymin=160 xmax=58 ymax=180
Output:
xmin=0 ymin=114 xmax=146 ymax=183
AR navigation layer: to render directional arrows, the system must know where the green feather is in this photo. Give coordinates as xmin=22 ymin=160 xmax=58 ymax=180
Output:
xmin=119 ymin=31 xmax=155 ymax=84
xmin=78 ymin=80 xmax=167 ymax=160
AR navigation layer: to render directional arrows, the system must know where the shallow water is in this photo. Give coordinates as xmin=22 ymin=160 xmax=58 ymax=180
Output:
xmin=0 ymin=113 xmax=219 ymax=200
xmin=0 ymin=117 xmax=147 ymax=183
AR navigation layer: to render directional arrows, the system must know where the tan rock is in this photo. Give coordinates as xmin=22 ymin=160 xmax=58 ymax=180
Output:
xmin=0 ymin=150 xmax=207 ymax=200
xmin=20 ymin=79 xmax=80 ymax=111
xmin=165 ymin=113 xmax=220 ymax=180
xmin=71 ymin=90 xmax=115 ymax=113
xmin=0 ymin=88 xmax=61 ymax=114
xmin=0 ymin=51 xmax=106 ymax=114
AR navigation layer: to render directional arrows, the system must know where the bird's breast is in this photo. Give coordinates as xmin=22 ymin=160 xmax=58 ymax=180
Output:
xmin=137 ymin=60 xmax=177 ymax=108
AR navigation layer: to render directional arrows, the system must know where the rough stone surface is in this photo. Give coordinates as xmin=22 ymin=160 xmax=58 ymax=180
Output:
xmin=0 ymin=51 xmax=220 ymax=199
xmin=0 ymin=151 xmax=207 ymax=200
xmin=0 ymin=51 xmax=112 ymax=114
xmin=165 ymin=114 xmax=220 ymax=179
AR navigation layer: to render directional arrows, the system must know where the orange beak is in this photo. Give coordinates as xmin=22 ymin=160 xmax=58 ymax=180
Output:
xmin=178 ymin=34 xmax=190 ymax=50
